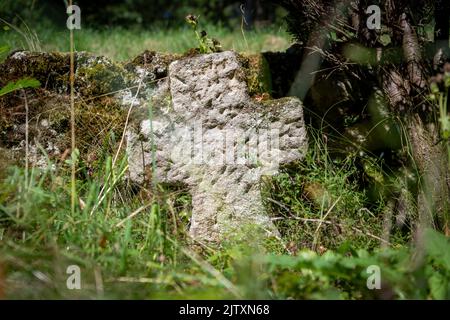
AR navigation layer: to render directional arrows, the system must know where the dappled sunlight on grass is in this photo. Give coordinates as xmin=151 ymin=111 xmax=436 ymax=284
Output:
xmin=2 ymin=25 xmax=293 ymax=61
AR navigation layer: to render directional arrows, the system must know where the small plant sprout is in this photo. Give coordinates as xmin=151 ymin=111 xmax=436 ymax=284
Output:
xmin=185 ymin=14 xmax=221 ymax=54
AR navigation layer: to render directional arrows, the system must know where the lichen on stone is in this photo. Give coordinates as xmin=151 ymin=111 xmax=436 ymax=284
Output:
xmin=124 ymin=50 xmax=181 ymax=81
xmin=126 ymin=51 xmax=308 ymax=242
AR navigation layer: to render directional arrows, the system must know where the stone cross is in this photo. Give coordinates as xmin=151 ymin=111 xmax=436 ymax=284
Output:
xmin=126 ymin=51 xmax=308 ymax=242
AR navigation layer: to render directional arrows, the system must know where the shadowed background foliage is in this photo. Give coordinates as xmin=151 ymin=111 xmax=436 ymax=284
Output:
xmin=1 ymin=0 xmax=286 ymax=28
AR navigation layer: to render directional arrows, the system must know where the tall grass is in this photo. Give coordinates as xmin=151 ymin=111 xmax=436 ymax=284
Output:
xmin=1 ymin=23 xmax=292 ymax=60
xmin=0 ymin=155 xmax=232 ymax=299
xmin=1 ymin=160 xmax=449 ymax=299
xmin=262 ymin=128 xmax=398 ymax=252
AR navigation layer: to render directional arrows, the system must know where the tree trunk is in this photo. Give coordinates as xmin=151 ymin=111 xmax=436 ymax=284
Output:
xmin=379 ymin=10 xmax=450 ymax=236
xmin=275 ymin=0 xmax=450 ymax=237
xmin=407 ymin=114 xmax=450 ymax=232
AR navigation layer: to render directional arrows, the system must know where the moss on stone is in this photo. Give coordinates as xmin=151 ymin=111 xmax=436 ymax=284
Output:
xmin=75 ymin=53 xmax=130 ymax=96
xmin=0 ymin=51 xmax=137 ymax=97
xmin=238 ymin=53 xmax=273 ymax=97
xmin=0 ymin=49 xmax=280 ymax=175
xmin=0 ymin=86 xmax=126 ymax=171
xmin=0 ymin=51 xmax=70 ymax=91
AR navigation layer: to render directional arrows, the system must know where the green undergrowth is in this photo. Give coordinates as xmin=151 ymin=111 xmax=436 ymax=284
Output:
xmin=0 ymin=141 xmax=449 ymax=299
xmin=262 ymin=132 xmax=408 ymax=252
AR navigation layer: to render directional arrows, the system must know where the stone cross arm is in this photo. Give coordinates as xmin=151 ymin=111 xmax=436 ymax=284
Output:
xmin=126 ymin=51 xmax=308 ymax=242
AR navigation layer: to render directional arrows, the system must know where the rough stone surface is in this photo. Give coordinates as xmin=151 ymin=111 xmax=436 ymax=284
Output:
xmin=126 ymin=51 xmax=308 ymax=242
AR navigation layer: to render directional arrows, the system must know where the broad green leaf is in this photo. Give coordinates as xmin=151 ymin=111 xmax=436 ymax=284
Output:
xmin=264 ymin=254 xmax=299 ymax=269
xmin=0 ymin=45 xmax=9 ymax=55
xmin=379 ymin=34 xmax=391 ymax=46
xmin=428 ymin=273 xmax=448 ymax=300
xmin=343 ymin=43 xmax=377 ymax=65
xmin=424 ymin=228 xmax=450 ymax=269
xmin=330 ymin=32 xmax=338 ymax=41
xmin=0 ymin=45 xmax=10 ymax=63
xmin=445 ymin=74 xmax=450 ymax=88
xmin=0 ymin=78 xmax=41 ymax=96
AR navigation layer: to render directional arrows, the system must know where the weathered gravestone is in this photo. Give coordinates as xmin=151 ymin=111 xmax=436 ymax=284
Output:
xmin=0 ymin=49 xmax=308 ymax=242
xmin=127 ymin=51 xmax=308 ymax=242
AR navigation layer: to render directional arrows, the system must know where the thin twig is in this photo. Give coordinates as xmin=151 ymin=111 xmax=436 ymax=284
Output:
xmin=22 ymin=90 xmax=29 ymax=188
xmin=112 ymin=61 xmax=145 ymax=167
xmin=240 ymin=4 xmax=250 ymax=51
xmin=115 ymin=203 xmax=153 ymax=228
xmin=267 ymin=198 xmax=391 ymax=246
xmin=272 ymin=216 xmax=391 ymax=245
xmin=69 ymin=0 xmax=77 ymax=215
xmin=91 ymin=77 xmax=144 ymax=216
xmin=312 ymin=196 xmax=341 ymax=249
xmin=166 ymin=237 xmax=242 ymax=298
